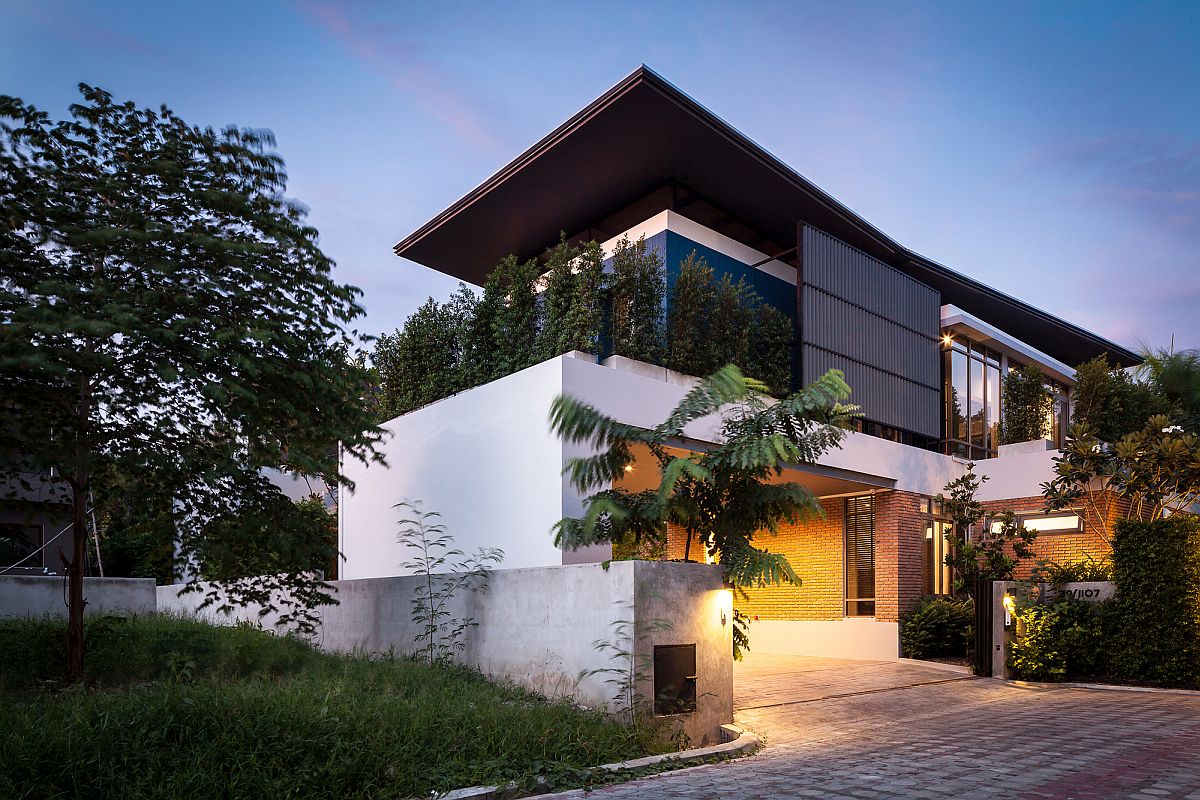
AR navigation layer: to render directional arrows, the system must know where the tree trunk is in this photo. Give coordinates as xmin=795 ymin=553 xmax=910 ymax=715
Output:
xmin=66 ymin=474 xmax=88 ymax=682
xmin=66 ymin=366 xmax=91 ymax=684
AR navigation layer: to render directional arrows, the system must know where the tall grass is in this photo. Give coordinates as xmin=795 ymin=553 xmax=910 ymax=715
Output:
xmin=0 ymin=615 xmax=655 ymax=798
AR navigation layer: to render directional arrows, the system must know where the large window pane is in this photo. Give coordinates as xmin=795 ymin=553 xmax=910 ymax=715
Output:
xmin=986 ymin=364 xmax=1001 ymax=451
xmin=845 ymin=496 xmax=875 ymax=617
xmin=951 ymin=350 xmax=968 ymax=442
xmin=969 ymin=356 xmax=986 ymax=448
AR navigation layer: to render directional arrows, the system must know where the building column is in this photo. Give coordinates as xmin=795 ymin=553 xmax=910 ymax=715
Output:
xmin=873 ymin=490 xmax=927 ymax=622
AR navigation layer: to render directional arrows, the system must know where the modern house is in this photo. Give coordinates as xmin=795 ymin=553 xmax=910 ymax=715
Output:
xmin=339 ymin=67 xmax=1139 ymax=660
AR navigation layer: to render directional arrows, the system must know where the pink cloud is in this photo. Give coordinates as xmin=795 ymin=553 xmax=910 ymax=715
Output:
xmin=296 ymin=1 xmax=504 ymax=152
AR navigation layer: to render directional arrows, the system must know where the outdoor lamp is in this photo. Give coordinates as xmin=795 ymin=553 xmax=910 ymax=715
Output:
xmin=1002 ymin=593 xmax=1016 ymax=628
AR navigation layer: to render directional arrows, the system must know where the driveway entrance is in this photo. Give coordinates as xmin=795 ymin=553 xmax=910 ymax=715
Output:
xmin=547 ymin=653 xmax=1200 ymax=799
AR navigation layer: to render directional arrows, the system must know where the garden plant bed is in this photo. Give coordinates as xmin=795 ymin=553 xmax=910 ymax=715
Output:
xmin=0 ymin=615 xmax=673 ymax=799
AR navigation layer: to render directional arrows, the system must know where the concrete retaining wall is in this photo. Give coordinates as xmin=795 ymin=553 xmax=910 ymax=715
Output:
xmin=157 ymin=561 xmax=733 ymax=745
xmin=0 ymin=575 xmax=157 ymax=619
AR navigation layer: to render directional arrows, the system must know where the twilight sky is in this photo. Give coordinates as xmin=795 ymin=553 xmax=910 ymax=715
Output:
xmin=4 ymin=0 xmax=1198 ymax=355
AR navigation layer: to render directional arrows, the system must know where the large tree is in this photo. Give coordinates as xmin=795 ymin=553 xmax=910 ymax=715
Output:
xmin=550 ymin=365 xmax=855 ymax=588
xmin=0 ymin=85 xmax=381 ymax=680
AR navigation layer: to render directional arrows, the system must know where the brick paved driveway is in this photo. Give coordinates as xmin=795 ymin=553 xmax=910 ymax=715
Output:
xmin=550 ymin=654 xmax=1200 ymax=799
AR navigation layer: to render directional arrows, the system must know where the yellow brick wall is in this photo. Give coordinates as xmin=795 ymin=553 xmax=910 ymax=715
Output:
xmin=665 ymin=498 xmax=846 ymax=622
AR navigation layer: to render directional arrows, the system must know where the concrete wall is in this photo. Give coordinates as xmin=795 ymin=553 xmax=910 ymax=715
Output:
xmin=157 ymin=561 xmax=733 ymax=745
xmin=0 ymin=575 xmax=157 ymax=619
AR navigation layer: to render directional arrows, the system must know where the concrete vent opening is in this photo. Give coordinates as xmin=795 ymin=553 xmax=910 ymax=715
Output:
xmin=653 ymin=643 xmax=697 ymax=715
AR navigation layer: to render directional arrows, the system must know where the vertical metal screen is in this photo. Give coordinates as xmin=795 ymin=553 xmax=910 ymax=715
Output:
xmin=844 ymin=495 xmax=876 ymax=617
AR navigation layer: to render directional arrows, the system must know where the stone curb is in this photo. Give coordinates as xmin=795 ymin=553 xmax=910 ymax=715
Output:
xmin=896 ymin=658 xmax=974 ymax=675
xmin=1005 ymin=679 xmax=1200 ymax=696
xmin=437 ymin=725 xmax=762 ymax=799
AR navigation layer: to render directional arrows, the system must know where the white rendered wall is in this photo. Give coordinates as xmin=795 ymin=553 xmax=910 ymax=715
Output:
xmin=339 ymin=356 xmax=580 ymax=580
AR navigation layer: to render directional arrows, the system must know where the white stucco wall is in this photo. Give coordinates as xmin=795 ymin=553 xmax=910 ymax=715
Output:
xmin=339 ymin=355 xmax=584 ymax=580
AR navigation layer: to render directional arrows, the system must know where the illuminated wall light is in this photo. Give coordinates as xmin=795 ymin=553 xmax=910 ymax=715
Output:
xmin=1002 ymin=593 xmax=1016 ymax=627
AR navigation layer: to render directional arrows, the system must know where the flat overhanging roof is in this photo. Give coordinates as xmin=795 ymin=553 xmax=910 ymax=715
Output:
xmin=395 ymin=65 xmax=1140 ymax=369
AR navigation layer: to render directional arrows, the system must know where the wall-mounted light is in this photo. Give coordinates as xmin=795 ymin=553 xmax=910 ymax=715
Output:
xmin=1002 ymin=593 xmax=1016 ymax=627
xmin=624 ymin=465 xmax=634 ymax=473
xmin=941 ymin=333 xmax=954 ymax=347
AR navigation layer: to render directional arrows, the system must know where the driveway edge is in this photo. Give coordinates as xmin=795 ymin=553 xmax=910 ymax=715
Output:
xmin=438 ymin=727 xmax=762 ymax=799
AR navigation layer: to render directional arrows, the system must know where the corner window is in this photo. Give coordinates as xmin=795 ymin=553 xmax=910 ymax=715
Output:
xmin=844 ymin=496 xmax=876 ymax=617
xmin=942 ymin=333 xmax=1003 ymax=459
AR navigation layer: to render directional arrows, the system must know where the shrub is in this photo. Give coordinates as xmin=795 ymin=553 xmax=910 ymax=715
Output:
xmin=1108 ymin=515 xmax=1200 ymax=687
xmin=1009 ymin=600 xmax=1108 ymax=682
xmin=1031 ymin=555 xmax=1114 ymax=584
xmin=900 ymin=596 xmax=973 ymax=659
xmin=1071 ymin=355 xmax=1167 ymax=443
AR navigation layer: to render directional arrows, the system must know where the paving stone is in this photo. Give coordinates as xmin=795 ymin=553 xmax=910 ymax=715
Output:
xmin=541 ymin=654 xmax=1200 ymax=800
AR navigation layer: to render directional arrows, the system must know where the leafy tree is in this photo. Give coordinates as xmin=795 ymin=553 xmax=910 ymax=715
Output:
xmin=746 ymin=303 xmax=794 ymax=397
xmin=937 ymin=464 xmax=1036 ymax=599
xmin=1001 ymin=364 xmax=1053 ymax=444
xmin=665 ymin=251 xmax=716 ymax=375
xmin=549 ymin=365 xmax=856 ymax=589
xmin=1043 ymin=415 xmax=1200 ymax=525
xmin=538 ymin=236 xmax=607 ymax=360
xmin=1071 ymin=355 xmax=1166 ymax=443
xmin=609 ymin=236 xmax=665 ymax=364
xmin=485 ymin=255 xmax=542 ymax=378
xmin=372 ymin=294 xmax=470 ymax=419
xmin=0 ymin=85 xmax=381 ymax=680
xmin=1139 ymin=347 xmax=1200 ymax=431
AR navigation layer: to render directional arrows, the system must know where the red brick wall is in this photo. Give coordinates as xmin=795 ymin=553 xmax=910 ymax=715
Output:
xmin=979 ymin=491 xmax=1121 ymax=578
xmin=875 ymin=490 xmax=928 ymax=622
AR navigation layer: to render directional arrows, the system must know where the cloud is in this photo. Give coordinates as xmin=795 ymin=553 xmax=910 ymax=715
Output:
xmin=1025 ymin=135 xmax=1200 ymax=235
xmin=295 ymin=1 xmax=506 ymax=152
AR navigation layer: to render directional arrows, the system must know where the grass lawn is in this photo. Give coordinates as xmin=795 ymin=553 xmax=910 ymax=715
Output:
xmin=0 ymin=615 xmax=659 ymax=799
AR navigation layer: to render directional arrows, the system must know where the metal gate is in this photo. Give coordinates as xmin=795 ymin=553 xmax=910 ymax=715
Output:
xmin=972 ymin=578 xmax=994 ymax=676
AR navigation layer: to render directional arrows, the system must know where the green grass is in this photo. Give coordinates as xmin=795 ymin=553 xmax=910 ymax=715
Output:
xmin=0 ymin=615 xmax=657 ymax=799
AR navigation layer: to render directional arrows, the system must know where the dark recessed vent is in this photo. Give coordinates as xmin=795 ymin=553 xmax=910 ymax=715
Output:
xmin=653 ymin=644 xmax=697 ymax=716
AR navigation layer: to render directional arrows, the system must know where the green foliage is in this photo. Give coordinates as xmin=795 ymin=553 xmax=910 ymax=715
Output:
xmin=0 ymin=616 xmax=655 ymax=798
xmin=610 ymin=235 xmax=666 ymax=364
xmin=937 ymin=464 xmax=1037 ymax=598
xmin=1043 ymin=415 xmax=1200 ymax=523
xmin=745 ymin=304 xmax=794 ymax=397
xmin=1140 ymin=347 xmax=1200 ymax=431
xmin=664 ymin=251 xmax=715 ymax=376
xmin=550 ymin=364 xmax=856 ymax=591
xmin=1107 ymin=515 xmax=1200 ymax=687
xmin=372 ymin=290 xmax=474 ymax=419
xmin=732 ymin=608 xmax=751 ymax=661
xmin=1031 ymin=555 xmax=1113 ymax=584
xmin=490 ymin=255 xmax=544 ymax=377
xmin=665 ymin=251 xmax=793 ymax=395
xmin=1071 ymin=355 xmax=1167 ymax=443
xmin=899 ymin=596 xmax=973 ymax=659
xmin=1000 ymin=364 xmax=1054 ymax=444
xmin=0 ymin=86 xmax=382 ymax=675
xmin=1009 ymin=600 xmax=1108 ymax=682
xmin=538 ymin=237 xmax=607 ymax=361
xmin=395 ymin=501 xmax=504 ymax=667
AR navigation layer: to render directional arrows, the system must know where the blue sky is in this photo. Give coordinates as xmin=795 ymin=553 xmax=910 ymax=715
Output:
xmin=4 ymin=0 xmax=1198 ymax=355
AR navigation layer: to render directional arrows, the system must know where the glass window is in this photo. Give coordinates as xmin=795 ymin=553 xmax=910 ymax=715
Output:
xmin=951 ymin=349 xmax=968 ymax=443
xmin=845 ymin=496 xmax=876 ymax=617
xmin=923 ymin=519 xmax=953 ymax=595
xmin=969 ymin=357 xmax=986 ymax=448
xmin=986 ymin=364 xmax=1001 ymax=451
xmin=992 ymin=513 xmax=1083 ymax=535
